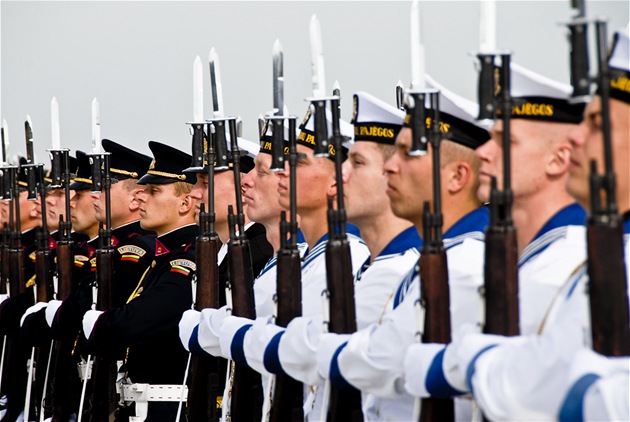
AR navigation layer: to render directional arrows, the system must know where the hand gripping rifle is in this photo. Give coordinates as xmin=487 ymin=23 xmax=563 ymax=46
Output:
xmin=479 ymin=54 xmax=519 ymax=422
xmin=311 ymin=96 xmax=363 ymax=422
xmin=83 ymin=151 xmax=117 ymax=422
xmin=583 ymin=20 xmax=630 ymax=357
xmin=405 ymin=90 xmax=454 ymax=422
xmin=186 ymin=120 xmax=221 ymax=422
xmin=268 ymin=116 xmax=304 ymax=422
xmin=225 ymin=117 xmax=263 ymax=421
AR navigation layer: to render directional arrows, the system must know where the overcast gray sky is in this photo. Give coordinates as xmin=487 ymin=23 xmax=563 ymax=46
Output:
xmin=1 ymin=1 xmax=628 ymax=162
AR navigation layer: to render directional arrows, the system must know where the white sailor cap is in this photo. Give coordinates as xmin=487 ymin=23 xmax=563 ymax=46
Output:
xmin=404 ymin=75 xmax=491 ymax=150
xmin=297 ymin=104 xmax=354 ymax=160
xmin=607 ymin=28 xmax=630 ymax=105
xmin=351 ymin=91 xmax=405 ymax=145
xmin=504 ymin=63 xmax=585 ymax=123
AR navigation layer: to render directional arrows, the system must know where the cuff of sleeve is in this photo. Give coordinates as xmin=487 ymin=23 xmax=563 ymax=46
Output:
xmin=403 ymin=342 xmax=446 ymax=397
xmin=45 ymin=299 xmax=63 ymax=328
xmin=263 ymin=331 xmax=288 ymax=376
xmin=198 ymin=306 xmax=227 ymax=357
xmin=329 ymin=342 xmax=355 ymax=390
xmin=316 ymin=333 xmax=352 ymax=381
xmin=220 ymin=315 xmax=255 ymax=360
xmin=276 ymin=316 xmax=325 ymax=385
xmin=558 ymin=373 xmax=600 ymax=422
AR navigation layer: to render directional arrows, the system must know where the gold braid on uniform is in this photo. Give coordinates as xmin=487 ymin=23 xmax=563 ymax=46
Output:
xmin=123 ymin=266 xmax=152 ymax=364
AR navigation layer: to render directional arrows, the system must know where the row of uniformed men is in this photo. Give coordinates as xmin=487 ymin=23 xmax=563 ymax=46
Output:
xmin=0 ymin=27 xmax=628 ymax=422
xmin=177 ymin=28 xmax=630 ymax=422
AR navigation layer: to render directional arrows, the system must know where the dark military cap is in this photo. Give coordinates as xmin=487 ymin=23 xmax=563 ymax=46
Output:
xmin=138 ymin=141 xmax=197 ymax=185
xmin=69 ymin=151 xmax=93 ymax=191
xmin=102 ymin=139 xmax=152 ymax=182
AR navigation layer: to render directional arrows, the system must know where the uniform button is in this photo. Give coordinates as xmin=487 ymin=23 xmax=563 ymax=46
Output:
xmin=151 ymin=260 xmax=156 ymax=268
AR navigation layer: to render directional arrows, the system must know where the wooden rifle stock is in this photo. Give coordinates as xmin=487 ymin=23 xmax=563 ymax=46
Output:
xmin=226 ymin=116 xmax=262 ymax=420
xmin=328 ymin=99 xmax=362 ymax=421
xmin=89 ymin=152 xmax=117 ymax=422
xmin=324 ymin=218 xmax=362 ymax=422
xmin=187 ymin=204 xmax=221 ymax=422
xmin=227 ymin=206 xmax=263 ymax=422
xmin=270 ymin=214 xmax=303 ymax=422
xmin=586 ymin=21 xmax=630 ymax=357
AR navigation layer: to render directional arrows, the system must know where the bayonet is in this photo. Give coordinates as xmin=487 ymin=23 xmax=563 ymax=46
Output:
xmin=410 ymin=1 xmax=426 ymax=90
xmin=209 ymin=48 xmax=225 ymax=118
xmin=51 ymin=97 xmax=61 ymax=150
xmin=310 ymin=15 xmax=327 ymax=97
xmin=25 ymin=116 xmax=35 ymax=163
xmin=91 ymin=98 xmax=102 ymax=153
xmin=193 ymin=55 xmax=204 ymax=122
xmin=273 ymin=39 xmax=284 ymax=116
xmin=332 ymin=80 xmax=341 ymax=97
xmin=1 ymin=119 xmax=8 ymax=164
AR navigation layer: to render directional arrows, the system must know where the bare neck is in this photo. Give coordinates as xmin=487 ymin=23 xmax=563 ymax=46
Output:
xmin=298 ymin=207 xmax=329 ymax=251
xmin=353 ymin=213 xmax=413 ymax=261
xmin=513 ymin=188 xmax=575 ymax=256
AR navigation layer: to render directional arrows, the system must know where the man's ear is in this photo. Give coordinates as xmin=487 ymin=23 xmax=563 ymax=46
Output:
xmin=179 ymin=193 xmax=196 ymax=214
xmin=445 ymin=161 xmax=472 ymax=194
xmin=546 ymin=143 xmax=571 ymax=177
xmin=128 ymin=188 xmax=143 ymax=212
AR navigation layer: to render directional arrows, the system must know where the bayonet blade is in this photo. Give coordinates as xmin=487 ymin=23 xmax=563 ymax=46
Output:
xmin=91 ymin=98 xmax=102 ymax=153
xmin=25 ymin=115 xmax=35 ymax=163
xmin=310 ymin=15 xmax=326 ymax=97
xmin=1 ymin=119 xmax=8 ymax=163
xmin=273 ymin=39 xmax=284 ymax=116
xmin=51 ymin=97 xmax=61 ymax=149
xmin=193 ymin=56 xmax=204 ymax=122
xmin=209 ymin=48 xmax=225 ymax=118
xmin=410 ymin=0 xmax=426 ymax=90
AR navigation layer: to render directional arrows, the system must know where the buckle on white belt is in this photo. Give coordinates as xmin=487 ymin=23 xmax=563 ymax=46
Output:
xmin=121 ymin=384 xmax=188 ymax=422
xmin=121 ymin=383 xmax=188 ymax=402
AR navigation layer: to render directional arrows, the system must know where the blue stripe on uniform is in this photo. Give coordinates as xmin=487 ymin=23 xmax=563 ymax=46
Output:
xmin=263 ymin=331 xmax=288 ymax=377
xmin=425 ymin=348 xmax=466 ymax=398
xmin=558 ymin=373 xmax=600 ymax=422
xmin=230 ymin=324 xmax=253 ymax=367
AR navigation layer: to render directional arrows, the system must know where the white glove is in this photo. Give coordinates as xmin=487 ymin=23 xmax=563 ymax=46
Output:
xmin=197 ymin=306 xmax=229 ymax=357
xmin=20 ymin=302 xmax=49 ymax=327
xmin=82 ymin=310 xmax=104 ymax=339
xmin=45 ymin=300 xmax=64 ymax=327
xmin=0 ymin=293 xmax=8 ymax=305
xmin=178 ymin=309 xmax=201 ymax=352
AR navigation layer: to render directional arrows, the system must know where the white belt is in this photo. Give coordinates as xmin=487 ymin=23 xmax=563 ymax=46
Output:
xmin=121 ymin=383 xmax=188 ymax=402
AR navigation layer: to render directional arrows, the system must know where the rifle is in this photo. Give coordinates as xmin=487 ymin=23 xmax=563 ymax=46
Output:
xmin=406 ymin=90 xmax=455 ymax=422
xmin=482 ymin=54 xmax=519 ymax=336
xmin=50 ymin=148 xmax=77 ymax=422
xmin=224 ymin=116 xmax=263 ymax=421
xmin=186 ymin=118 xmax=221 ymax=421
xmin=311 ymin=96 xmax=363 ymax=422
xmin=479 ymin=54 xmax=519 ymax=422
xmin=85 ymin=151 xmax=117 ymax=422
xmin=584 ymin=20 xmax=630 ymax=357
xmin=268 ymin=116 xmax=304 ymax=422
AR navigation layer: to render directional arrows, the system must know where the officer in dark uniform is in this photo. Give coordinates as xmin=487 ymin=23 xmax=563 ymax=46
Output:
xmin=83 ymin=141 xmax=198 ymax=422
xmin=0 ymin=156 xmax=45 ymax=421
